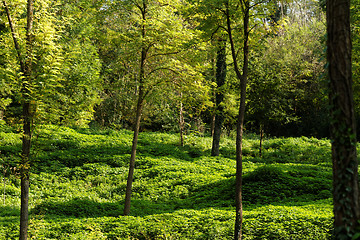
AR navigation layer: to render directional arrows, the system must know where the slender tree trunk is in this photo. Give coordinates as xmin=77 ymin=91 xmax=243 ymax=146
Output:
xmin=3 ymin=0 xmax=34 ymax=239
xmin=259 ymin=124 xmax=264 ymax=157
xmin=19 ymin=0 xmax=34 ymax=238
xmin=123 ymin=0 xmax=147 ymax=216
xmin=226 ymin=1 xmax=250 ymax=239
xmin=210 ymin=55 xmax=216 ymax=137
xmin=211 ymin=114 xmax=215 ymax=137
xmin=19 ymin=101 xmax=31 ymax=240
xmin=3 ymin=169 xmax=6 ymax=205
xmin=123 ymin=88 xmax=144 ymax=216
xmin=211 ymin=39 xmax=227 ymax=156
xmin=327 ymin=0 xmax=360 ymax=238
xmin=179 ymin=94 xmax=185 ymax=147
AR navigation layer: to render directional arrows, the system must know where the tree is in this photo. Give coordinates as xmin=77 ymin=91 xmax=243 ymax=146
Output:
xmin=2 ymin=1 xmax=35 ymax=238
xmin=224 ymin=1 xmax=250 ymax=238
xmin=189 ymin=0 xmax=274 ymax=238
xmin=185 ymin=0 xmax=230 ymax=155
xmin=211 ymin=38 xmax=227 ymax=156
xmin=3 ymin=0 xmax=34 ymax=238
xmin=101 ymin=0 xmax=201 ymax=216
xmin=2 ymin=0 xmax=63 ymax=238
xmin=327 ymin=0 xmax=360 ymax=238
xmin=1 ymin=0 xmax=103 ymax=127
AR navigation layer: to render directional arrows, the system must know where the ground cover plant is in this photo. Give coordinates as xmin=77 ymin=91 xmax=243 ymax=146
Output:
xmin=0 ymin=124 xmax=335 ymax=239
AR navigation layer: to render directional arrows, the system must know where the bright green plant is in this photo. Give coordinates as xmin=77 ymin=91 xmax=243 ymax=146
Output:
xmin=0 ymin=125 xmax=335 ymax=239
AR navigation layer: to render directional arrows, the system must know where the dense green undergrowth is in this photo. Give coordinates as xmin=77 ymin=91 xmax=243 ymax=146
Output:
xmin=0 ymin=124 xmax=335 ymax=239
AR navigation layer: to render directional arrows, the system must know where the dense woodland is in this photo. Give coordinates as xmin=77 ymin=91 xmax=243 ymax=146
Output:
xmin=0 ymin=0 xmax=360 ymax=239
xmin=0 ymin=0 xmax=347 ymax=137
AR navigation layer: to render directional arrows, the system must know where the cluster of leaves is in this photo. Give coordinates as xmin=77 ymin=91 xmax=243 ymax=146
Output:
xmin=0 ymin=0 xmax=102 ymax=126
xmin=246 ymin=7 xmax=328 ymax=137
xmin=0 ymin=125 xmax=335 ymax=239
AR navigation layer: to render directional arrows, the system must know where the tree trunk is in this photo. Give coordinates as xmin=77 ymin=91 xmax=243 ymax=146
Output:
xmin=259 ymin=124 xmax=264 ymax=157
xmin=211 ymin=114 xmax=215 ymax=137
xmin=211 ymin=39 xmax=227 ymax=156
xmin=4 ymin=0 xmax=36 ymax=238
xmin=123 ymin=0 xmax=147 ymax=216
xmin=19 ymin=102 xmax=31 ymax=239
xmin=123 ymin=88 xmax=144 ymax=216
xmin=327 ymin=0 xmax=360 ymax=238
xmin=210 ymin=55 xmax=216 ymax=138
xmin=226 ymin=1 xmax=250 ymax=239
xmin=179 ymin=95 xmax=185 ymax=147
xmin=3 ymin=168 xmax=6 ymax=205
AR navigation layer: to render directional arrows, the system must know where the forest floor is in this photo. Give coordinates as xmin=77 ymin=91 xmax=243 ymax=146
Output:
xmin=0 ymin=124 xmax=336 ymax=239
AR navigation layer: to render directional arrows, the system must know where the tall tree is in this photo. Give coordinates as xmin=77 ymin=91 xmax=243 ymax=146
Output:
xmin=2 ymin=1 xmax=34 ymax=238
xmin=185 ymin=0 xmax=230 ymax=155
xmin=224 ymin=1 xmax=250 ymax=238
xmin=211 ymin=38 xmax=227 ymax=156
xmin=224 ymin=0 xmax=276 ymax=238
xmin=1 ymin=0 xmax=102 ymax=127
xmin=2 ymin=0 xmax=34 ymax=238
xmin=2 ymin=0 xmax=63 ymax=238
xmin=327 ymin=0 xmax=360 ymax=238
xmin=189 ymin=0 xmax=274 ymax=238
xmin=103 ymin=0 xmax=200 ymax=216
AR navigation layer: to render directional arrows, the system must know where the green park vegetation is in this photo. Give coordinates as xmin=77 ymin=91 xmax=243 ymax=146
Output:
xmin=1 ymin=124 xmax=334 ymax=239
xmin=1 ymin=0 xmax=360 ymax=239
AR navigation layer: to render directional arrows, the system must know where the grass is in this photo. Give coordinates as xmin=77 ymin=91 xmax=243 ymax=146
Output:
xmin=0 ymin=124 xmax=336 ymax=239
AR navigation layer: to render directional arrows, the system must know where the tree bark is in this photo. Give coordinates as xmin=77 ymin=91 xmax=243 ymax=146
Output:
xmin=210 ymin=56 xmax=216 ymax=138
xmin=327 ymin=0 xmax=360 ymax=238
xmin=19 ymin=101 xmax=31 ymax=240
xmin=179 ymin=94 xmax=185 ymax=147
xmin=211 ymin=39 xmax=226 ymax=156
xmin=123 ymin=87 xmax=144 ymax=216
xmin=3 ymin=168 xmax=6 ymax=205
xmin=225 ymin=1 xmax=250 ymax=239
xmin=19 ymin=0 xmax=34 ymax=239
xmin=3 ymin=0 xmax=34 ymax=239
xmin=123 ymin=0 xmax=147 ymax=216
xmin=259 ymin=124 xmax=264 ymax=157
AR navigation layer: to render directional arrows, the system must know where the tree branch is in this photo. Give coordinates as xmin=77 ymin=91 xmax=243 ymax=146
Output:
xmin=148 ymin=50 xmax=181 ymax=59
xmin=225 ymin=2 xmax=243 ymax=81
xmin=2 ymin=0 xmax=25 ymax=73
xmin=146 ymin=67 xmax=179 ymax=78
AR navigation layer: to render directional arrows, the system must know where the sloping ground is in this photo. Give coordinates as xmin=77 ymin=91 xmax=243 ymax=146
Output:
xmin=0 ymin=125 xmax=334 ymax=239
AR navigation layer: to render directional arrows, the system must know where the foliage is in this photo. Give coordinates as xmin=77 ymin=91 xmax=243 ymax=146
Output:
xmin=0 ymin=0 xmax=64 ymax=115
xmin=0 ymin=124 xmax=335 ymax=239
xmin=351 ymin=0 xmax=360 ymax=135
xmin=247 ymin=8 xmax=327 ymax=137
xmin=0 ymin=0 xmax=102 ymax=126
xmin=92 ymin=0 xmax=209 ymax=131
